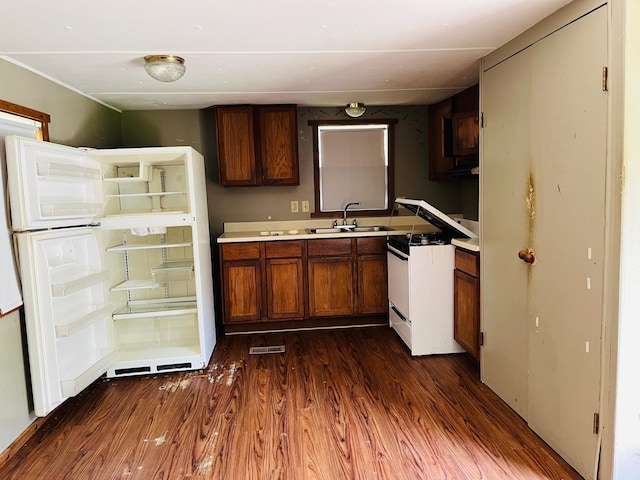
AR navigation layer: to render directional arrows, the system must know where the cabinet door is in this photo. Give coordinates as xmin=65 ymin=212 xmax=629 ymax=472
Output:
xmin=452 ymin=112 xmax=479 ymax=156
xmin=258 ymin=106 xmax=299 ymax=185
xmin=216 ymin=106 xmax=258 ymax=186
xmin=453 ymin=269 xmax=480 ymax=360
xmin=428 ymin=98 xmax=454 ymax=180
xmin=308 ymin=257 xmax=354 ymax=317
xmin=357 ymin=255 xmax=388 ymax=314
xmin=222 ymin=260 xmax=262 ymax=323
xmin=265 ymin=258 xmax=305 ymax=320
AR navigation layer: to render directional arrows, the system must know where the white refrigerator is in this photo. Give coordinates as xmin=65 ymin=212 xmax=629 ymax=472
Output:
xmin=5 ymin=135 xmax=216 ymax=417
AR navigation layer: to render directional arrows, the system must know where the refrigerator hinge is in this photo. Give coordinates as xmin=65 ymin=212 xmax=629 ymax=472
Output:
xmin=593 ymin=412 xmax=600 ymax=434
xmin=602 ymin=66 xmax=608 ymax=92
xmin=480 ymin=331 xmax=485 ymax=346
xmin=480 ymin=112 xmax=485 ymax=128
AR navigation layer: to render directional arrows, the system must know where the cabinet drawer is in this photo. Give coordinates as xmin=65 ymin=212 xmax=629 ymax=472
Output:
xmin=455 ymin=248 xmax=479 ymax=277
xmin=265 ymin=240 xmax=303 ymax=258
xmin=221 ymin=242 xmax=261 ymax=261
xmin=356 ymin=237 xmax=386 ymax=255
xmin=307 ymin=239 xmax=352 ymax=256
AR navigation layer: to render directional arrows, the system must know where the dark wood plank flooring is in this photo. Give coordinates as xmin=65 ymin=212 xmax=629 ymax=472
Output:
xmin=0 ymin=327 xmax=582 ymax=479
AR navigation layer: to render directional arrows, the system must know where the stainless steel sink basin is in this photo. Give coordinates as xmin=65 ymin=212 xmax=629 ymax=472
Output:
xmin=353 ymin=226 xmax=392 ymax=232
xmin=306 ymin=227 xmax=343 ymax=234
xmin=305 ymin=226 xmax=393 ymax=234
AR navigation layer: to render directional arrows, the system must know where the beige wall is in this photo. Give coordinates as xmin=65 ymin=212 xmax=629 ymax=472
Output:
xmin=0 ymin=59 xmax=122 ymax=147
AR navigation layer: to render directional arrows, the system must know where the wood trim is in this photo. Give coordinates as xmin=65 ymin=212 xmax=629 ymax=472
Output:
xmin=0 ymin=99 xmax=50 ymax=141
xmin=0 ymin=306 xmax=21 ymax=319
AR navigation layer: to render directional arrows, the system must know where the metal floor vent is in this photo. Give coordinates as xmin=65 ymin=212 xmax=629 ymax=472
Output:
xmin=249 ymin=345 xmax=286 ymax=355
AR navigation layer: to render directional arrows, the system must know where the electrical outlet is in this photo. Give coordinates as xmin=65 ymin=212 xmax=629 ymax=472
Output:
xmin=301 ymin=200 xmax=310 ymax=213
xmin=290 ymin=200 xmax=299 ymax=213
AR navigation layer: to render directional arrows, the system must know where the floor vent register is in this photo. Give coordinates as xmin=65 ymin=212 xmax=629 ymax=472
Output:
xmin=249 ymin=345 xmax=286 ymax=355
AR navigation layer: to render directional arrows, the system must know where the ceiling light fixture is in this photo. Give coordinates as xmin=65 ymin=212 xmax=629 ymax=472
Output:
xmin=345 ymin=102 xmax=366 ymax=118
xmin=144 ymin=55 xmax=186 ymax=82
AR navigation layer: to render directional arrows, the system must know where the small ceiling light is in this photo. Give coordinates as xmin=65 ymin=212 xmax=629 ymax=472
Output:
xmin=345 ymin=102 xmax=366 ymax=118
xmin=144 ymin=55 xmax=186 ymax=82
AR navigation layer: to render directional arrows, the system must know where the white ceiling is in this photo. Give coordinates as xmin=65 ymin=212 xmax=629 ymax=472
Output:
xmin=1 ymin=0 xmax=572 ymax=111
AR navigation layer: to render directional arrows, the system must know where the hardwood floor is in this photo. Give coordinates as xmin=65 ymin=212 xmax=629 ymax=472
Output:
xmin=0 ymin=327 xmax=582 ymax=479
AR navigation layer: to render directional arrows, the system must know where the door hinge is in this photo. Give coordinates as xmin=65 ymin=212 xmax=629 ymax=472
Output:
xmin=480 ymin=331 xmax=485 ymax=346
xmin=602 ymin=67 xmax=608 ymax=91
xmin=593 ymin=412 xmax=600 ymax=434
xmin=480 ymin=112 xmax=485 ymax=128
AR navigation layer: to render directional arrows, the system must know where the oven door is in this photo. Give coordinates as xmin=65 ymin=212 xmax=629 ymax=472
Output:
xmin=386 ymin=244 xmax=410 ymax=317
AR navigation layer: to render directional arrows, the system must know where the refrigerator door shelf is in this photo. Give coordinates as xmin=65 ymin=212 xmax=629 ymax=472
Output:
xmin=54 ymin=304 xmax=113 ymax=338
xmin=51 ymin=270 xmax=109 ymax=297
xmin=60 ymin=349 xmax=117 ymax=399
xmin=37 ymin=162 xmax=101 ymax=180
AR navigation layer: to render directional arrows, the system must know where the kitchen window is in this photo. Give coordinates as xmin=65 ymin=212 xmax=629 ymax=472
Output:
xmin=309 ymin=119 xmax=396 ymax=217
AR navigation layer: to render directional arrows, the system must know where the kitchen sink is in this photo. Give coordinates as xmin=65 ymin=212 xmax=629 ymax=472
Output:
xmin=305 ymin=225 xmax=393 ymax=234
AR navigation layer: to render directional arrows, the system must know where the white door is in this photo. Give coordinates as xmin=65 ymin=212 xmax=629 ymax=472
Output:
xmin=5 ymin=135 xmax=103 ymax=230
xmin=481 ymin=6 xmax=607 ymax=479
xmin=17 ymin=228 xmax=115 ymax=416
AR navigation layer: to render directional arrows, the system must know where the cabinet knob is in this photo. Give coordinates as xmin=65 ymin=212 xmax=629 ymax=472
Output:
xmin=518 ymin=248 xmax=536 ymax=265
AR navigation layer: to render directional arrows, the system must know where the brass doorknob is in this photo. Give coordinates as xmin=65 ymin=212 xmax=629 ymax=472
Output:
xmin=518 ymin=248 xmax=536 ymax=264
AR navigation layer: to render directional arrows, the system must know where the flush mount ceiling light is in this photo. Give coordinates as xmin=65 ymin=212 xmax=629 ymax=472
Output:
xmin=144 ymin=55 xmax=186 ymax=82
xmin=345 ymin=102 xmax=366 ymax=118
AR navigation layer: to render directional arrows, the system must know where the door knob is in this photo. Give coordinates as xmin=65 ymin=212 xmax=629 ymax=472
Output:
xmin=518 ymin=248 xmax=536 ymax=264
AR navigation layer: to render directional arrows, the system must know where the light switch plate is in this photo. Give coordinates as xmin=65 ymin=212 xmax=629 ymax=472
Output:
xmin=301 ymin=200 xmax=310 ymax=212
xmin=290 ymin=200 xmax=299 ymax=213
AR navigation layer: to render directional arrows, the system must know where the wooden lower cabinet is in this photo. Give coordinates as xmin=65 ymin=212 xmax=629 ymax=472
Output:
xmin=220 ymin=237 xmax=388 ymax=327
xmin=453 ymin=248 xmax=480 ymax=360
xmin=356 ymin=237 xmax=388 ymax=315
xmin=357 ymin=255 xmax=388 ymax=314
xmin=265 ymin=258 xmax=305 ymax=319
xmin=308 ymin=256 xmax=354 ymax=317
xmin=222 ymin=260 xmax=262 ymax=323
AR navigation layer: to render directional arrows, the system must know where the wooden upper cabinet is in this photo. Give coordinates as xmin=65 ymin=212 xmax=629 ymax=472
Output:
xmin=428 ymin=98 xmax=455 ymax=180
xmin=428 ymin=84 xmax=479 ymax=180
xmin=216 ymin=105 xmax=299 ymax=187
xmin=452 ymin=112 xmax=479 ymax=156
xmin=258 ymin=106 xmax=299 ymax=185
xmin=216 ymin=106 xmax=258 ymax=186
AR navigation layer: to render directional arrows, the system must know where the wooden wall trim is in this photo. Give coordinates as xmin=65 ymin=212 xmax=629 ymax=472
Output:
xmin=0 ymin=99 xmax=51 ymax=141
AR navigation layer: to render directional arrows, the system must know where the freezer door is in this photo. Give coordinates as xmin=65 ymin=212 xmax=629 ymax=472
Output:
xmin=5 ymin=135 xmax=103 ymax=230
xmin=17 ymin=227 xmax=115 ymax=416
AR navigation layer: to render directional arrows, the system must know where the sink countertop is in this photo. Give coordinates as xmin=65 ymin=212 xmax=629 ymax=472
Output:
xmin=452 ymin=237 xmax=480 ymax=252
xmin=217 ymin=216 xmax=472 ymax=244
xmin=218 ymin=227 xmax=405 ymax=243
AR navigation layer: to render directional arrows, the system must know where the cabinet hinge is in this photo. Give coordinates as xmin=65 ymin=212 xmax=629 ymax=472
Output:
xmin=480 ymin=112 xmax=485 ymax=128
xmin=480 ymin=332 xmax=485 ymax=346
xmin=593 ymin=412 xmax=600 ymax=434
xmin=602 ymin=67 xmax=608 ymax=92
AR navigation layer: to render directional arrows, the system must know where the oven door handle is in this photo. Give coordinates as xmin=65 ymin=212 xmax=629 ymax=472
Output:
xmin=390 ymin=304 xmax=409 ymax=322
xmin=386 ymin=246 xmax=409 ymax=261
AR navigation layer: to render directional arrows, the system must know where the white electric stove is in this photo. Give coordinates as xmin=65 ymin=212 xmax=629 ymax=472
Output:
xmin=386 ymin=198 xmax=477 ymax=356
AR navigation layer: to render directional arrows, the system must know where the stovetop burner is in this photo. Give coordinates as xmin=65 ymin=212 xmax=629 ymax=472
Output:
xmin=408 ymin=233 xmax=447 ymax=246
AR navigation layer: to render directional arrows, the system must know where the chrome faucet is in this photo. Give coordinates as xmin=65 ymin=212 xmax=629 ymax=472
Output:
xmin=342 ymin=202 xmax=361 ymax=225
